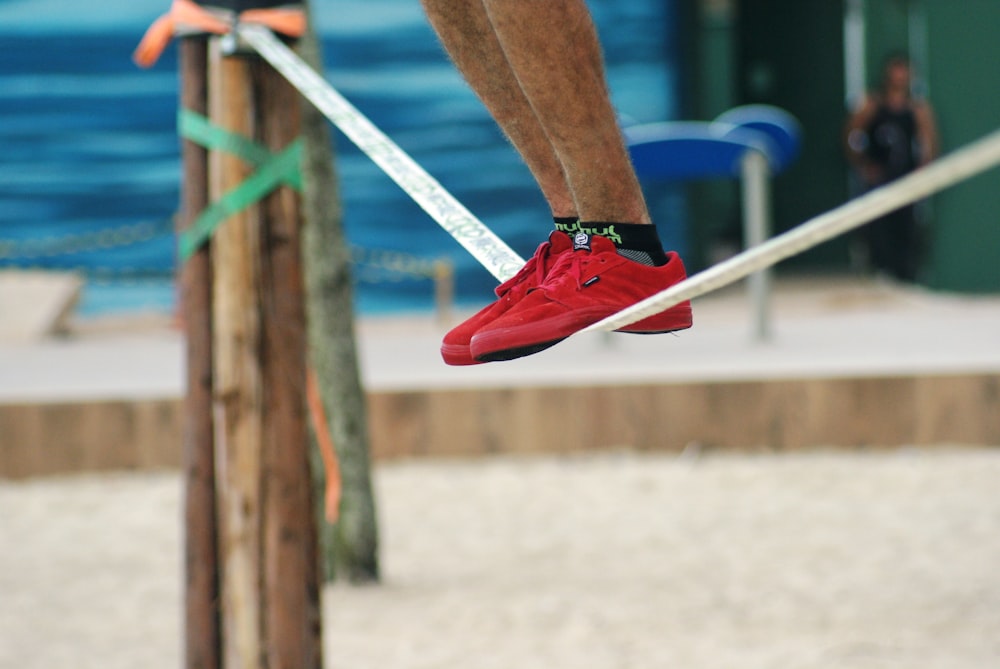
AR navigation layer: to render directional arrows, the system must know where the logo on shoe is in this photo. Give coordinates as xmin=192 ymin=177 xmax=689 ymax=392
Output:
xmin=573 ymin=232 xmax=591 ymax=252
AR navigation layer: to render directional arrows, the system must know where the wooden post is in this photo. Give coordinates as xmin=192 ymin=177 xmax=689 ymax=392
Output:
xmin=433 ymin=259 xmax=454 ymax=327
xmin=205 ymin=35 xmax=321 ymax=669
xmin=253 ymin=53 xmax=322 ymax=669
xmin=209 ymin=39 xmax=265 ymax=668
xmin=179 ymin=35 xmax=221 ymax=669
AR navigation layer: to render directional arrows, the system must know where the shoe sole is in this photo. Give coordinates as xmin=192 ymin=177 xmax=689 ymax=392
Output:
xmin=474 ymin=338 xmax=566 ymax=363
xmin=440 ymin=343 xmax=481 ymax=366
xmin=471 ymin=304 xmax=693 ymax=363
xmin=616 ymin=302 xmax=693 ymax=334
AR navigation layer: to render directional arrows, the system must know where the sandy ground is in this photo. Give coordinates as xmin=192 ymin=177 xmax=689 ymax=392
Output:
xmin=1 ymin=447 xmax=999 ymax=669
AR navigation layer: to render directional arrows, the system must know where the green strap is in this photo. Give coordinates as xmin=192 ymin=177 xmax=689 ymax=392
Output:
xmin=179 ymin=109 xmax=275 ymax=167
xmin=177 ymin=110 xmax=303 ymax=261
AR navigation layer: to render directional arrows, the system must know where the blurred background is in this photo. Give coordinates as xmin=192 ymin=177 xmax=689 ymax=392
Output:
xmin=1 ymin=0 xmax=998 ymax=322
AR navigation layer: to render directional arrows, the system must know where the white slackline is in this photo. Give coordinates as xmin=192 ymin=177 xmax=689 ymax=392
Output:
xmin=583 ymin=127 xmax=1000 ymax=333
xmin=237 ymin=24 xmax=526 ymax=282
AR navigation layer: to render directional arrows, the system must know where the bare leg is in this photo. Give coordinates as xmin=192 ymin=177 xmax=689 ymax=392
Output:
xmin=429 ymin=0 xmax=680 ymax=366
xmin=421 ymin=0 xmax=576 ymax=218
xmin=481 ymin=0 xmax=651 ymax=224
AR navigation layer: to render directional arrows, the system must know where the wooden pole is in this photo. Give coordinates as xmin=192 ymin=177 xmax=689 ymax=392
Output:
xmin=208 ymin=38 xmax=265 ymax=668
xmin=253 ymin=54 xmax=322 ymax=669
xmin=179 ymin=35 xmax=221 ymax=669
xmin=206 ymin=35 xmax=321 ymax=669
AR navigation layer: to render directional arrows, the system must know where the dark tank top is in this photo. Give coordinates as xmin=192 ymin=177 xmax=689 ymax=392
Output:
xmin=865 ymin=103 xmax=918 ymax=181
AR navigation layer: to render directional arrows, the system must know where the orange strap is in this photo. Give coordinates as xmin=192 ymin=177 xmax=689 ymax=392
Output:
xmin=134 ymin=0 xmax=306 ymax=68
xmin=240 ymin=7 xmax=306 ymax=38
xmin=306 ymin=367 xmax=342 ymax=524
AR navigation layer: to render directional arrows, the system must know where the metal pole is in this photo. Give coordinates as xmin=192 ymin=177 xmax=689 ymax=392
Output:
xmin=741 ymin=149 xmax=772 ymax=341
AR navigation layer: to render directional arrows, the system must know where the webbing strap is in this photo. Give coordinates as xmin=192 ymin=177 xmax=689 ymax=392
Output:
xmin=177 ymin=109 xmax=302 ymax=261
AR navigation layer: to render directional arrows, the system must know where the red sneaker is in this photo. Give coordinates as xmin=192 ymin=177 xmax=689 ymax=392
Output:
xmin=440 ymin=230 xmax=573 ymax=365
xmin=469 ymin=232 xmax=692 ymax=362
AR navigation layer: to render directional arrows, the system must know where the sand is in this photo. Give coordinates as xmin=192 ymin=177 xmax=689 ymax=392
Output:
xmin=2 ymin=447 xmax=999 ymax=668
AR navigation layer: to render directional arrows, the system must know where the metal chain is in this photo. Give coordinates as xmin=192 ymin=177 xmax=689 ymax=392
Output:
xmin=0 ymin=218 xmax=175 ymax=260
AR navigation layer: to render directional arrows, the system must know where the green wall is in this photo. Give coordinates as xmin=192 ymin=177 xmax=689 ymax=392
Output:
xmin=921 ymin=1 xmax=1000 ymax=292
xmin=678 ymin=0 xmax=741 ymax=271
xmin=737 ymin=0 xmax=849 ymax=268
xmin=861 ymin=0 xmax=1000 ymax=291
xmin=681 ymin=0 xmax=849 ymax=271
xmin=861 ymin=0 xmax=911 ymax=86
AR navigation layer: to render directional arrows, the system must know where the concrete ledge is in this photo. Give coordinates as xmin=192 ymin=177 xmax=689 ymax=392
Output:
xmin=2 ymin=372 xmax=997 ymax=479
xmin=0 ymin=270 xmax=82 ymax=342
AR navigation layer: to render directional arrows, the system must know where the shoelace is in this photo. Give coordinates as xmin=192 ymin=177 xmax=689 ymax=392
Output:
xmin=539 ymin=248 xmax=608 ymax=296
xmin=494 ymin=241 xmax=552 ymax=297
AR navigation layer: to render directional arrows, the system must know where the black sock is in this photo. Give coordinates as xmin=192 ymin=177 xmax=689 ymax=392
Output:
xmin=553 ymin=216 xmax=578 ymax=233
xmin=576 ymin=221 xmax=668 ymax=266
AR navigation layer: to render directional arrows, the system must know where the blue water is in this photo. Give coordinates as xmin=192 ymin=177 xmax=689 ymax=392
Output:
xmin=0 ymin=0 xmax=683 ymax=317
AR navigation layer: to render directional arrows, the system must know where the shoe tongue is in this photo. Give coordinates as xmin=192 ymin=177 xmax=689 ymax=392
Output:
xmin=548 ymin=229 xmax=573 ymax=252
xmin=572 ymin=232 xmax=616 ymax=254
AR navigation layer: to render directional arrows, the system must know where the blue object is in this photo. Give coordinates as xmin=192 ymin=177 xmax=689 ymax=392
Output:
xmin=625 ymin=105 xmax=802 ymax=180
xmin=626 ymin=122 xmax=770 ymax=180
xmin=714 ymin=104 xmax=802 ymax=173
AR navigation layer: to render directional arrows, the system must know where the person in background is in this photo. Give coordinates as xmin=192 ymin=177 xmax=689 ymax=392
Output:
xmin=845 ymin=52 xmax=940 ymax=282
xmin=420 ymin=0 xmax=692 ymax=365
